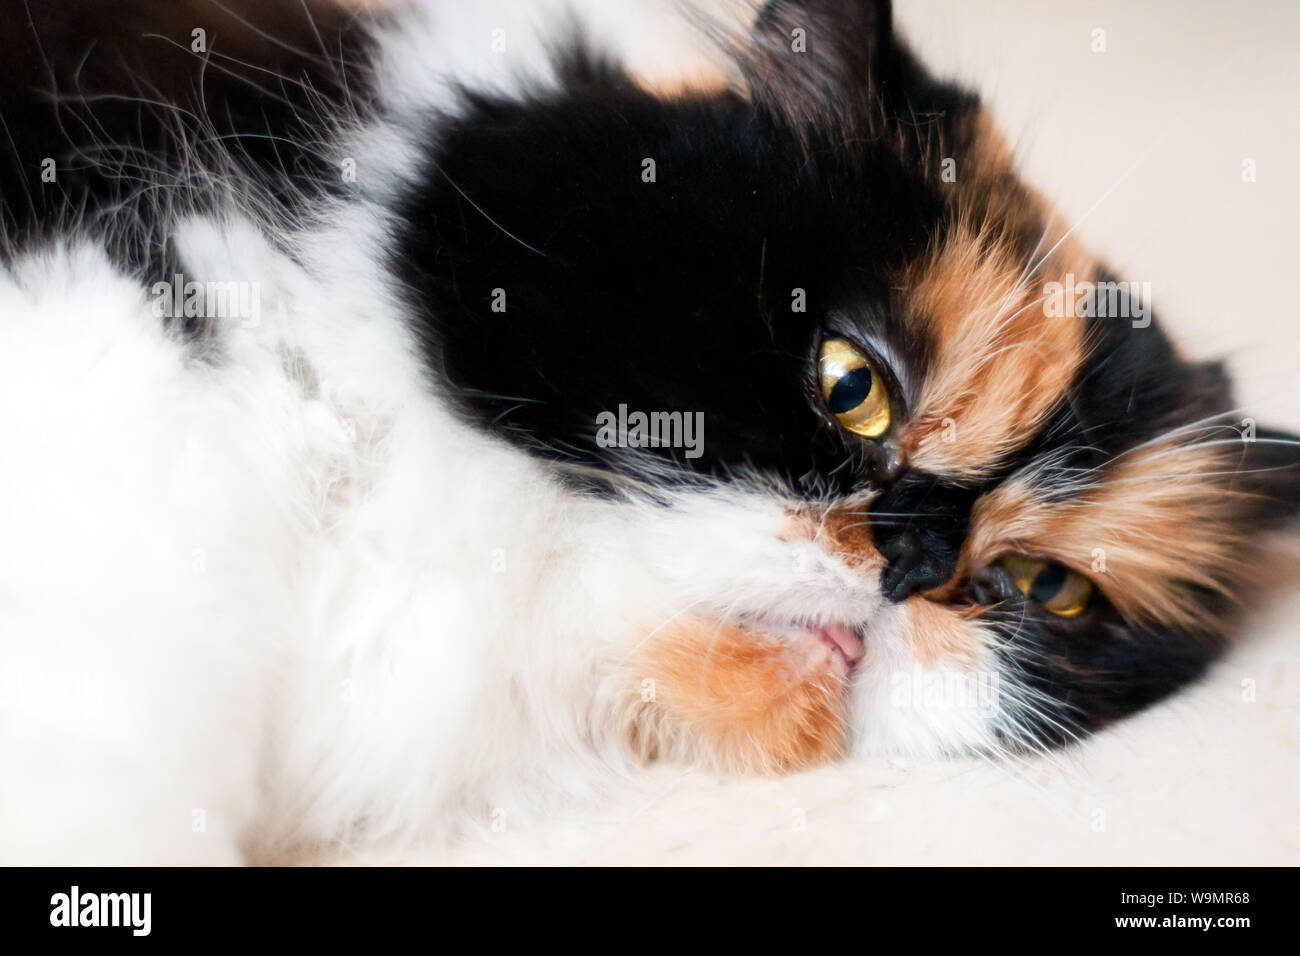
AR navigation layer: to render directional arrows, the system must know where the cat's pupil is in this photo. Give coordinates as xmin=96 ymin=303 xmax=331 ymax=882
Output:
xmin=828 ymin=367 xmax=874 ymax=414
xmin=1028 ymin=563 xmax=1067 ymax=603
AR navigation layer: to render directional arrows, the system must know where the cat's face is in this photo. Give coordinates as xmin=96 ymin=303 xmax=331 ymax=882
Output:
xmin=395 ymin=0 xmax=1300 ymax=766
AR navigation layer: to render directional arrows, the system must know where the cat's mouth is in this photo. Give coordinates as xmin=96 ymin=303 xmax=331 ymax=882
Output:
xmin=732 ymin=614 xmax=866 ymax=669
xmin=815 ymin=622 xmax=866 ymax=667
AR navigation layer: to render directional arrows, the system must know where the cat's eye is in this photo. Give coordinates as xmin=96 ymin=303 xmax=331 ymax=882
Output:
xmin=818 ymin=337 xmax=892 ymax=439
xmin=996 ymin=554 xmax=1095 ymax=618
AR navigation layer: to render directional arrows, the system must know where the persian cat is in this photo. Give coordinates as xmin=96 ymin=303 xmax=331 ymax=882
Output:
xmin=1 ymin=0 xmax=1295 ymax=863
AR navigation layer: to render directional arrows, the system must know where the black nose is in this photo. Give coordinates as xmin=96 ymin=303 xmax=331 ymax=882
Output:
xmin=869 ymin=475 xmax=977 ymax=603
xmin=878 ymin=529 xmax=952 ymax=601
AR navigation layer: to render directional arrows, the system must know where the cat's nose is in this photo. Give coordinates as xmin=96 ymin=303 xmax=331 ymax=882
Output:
xmin=868 ymin=473 xmax=976 ymax=602
xmin=878 ymin=529 xmax=952 ymax=602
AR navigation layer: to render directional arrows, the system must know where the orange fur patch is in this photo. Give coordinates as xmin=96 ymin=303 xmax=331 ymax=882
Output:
xmin=782 ymin=502 xmax=887 ymax=573
xmin=955 ymin=110 xmax=1063 ymax=242
xmin=629 ymin=616 xmax=848 ymax=773
xmin=966 ymin=440 xmax=1260 ymax=631
xmin=891 ymin=109 xmax=1096 ymax=480
xmin=632 ymin=63 xmax=733 ymax=99
xmin=898 ymin=598 xmax=984 ymax=667
xmin=899 ymin=220 xmax=1091 ymax=480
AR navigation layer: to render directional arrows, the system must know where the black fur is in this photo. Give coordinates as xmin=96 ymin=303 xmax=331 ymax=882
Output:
xmin=388 ymin=0 xmax=1300 ymax=746
xmin=392 ymin=53 xmax=945 ymax=492
xmin=0 ymin=0 xmax=373 ymax=281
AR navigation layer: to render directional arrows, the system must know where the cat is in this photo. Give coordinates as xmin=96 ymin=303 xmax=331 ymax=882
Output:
xmin=1 ymin=0 xmax=1296 ymax=864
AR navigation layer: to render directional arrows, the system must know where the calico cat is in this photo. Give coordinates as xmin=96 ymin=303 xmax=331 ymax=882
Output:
xmin=1 ymin=0 xmax=1296 ymax=863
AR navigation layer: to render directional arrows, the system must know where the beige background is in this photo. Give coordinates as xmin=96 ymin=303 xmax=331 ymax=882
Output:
xmin=426 ymin=0 xmax=1300 ymax=865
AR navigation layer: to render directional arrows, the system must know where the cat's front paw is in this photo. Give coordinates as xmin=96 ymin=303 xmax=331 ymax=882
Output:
xmin=628 ymin=617 xmax=855 ymax=773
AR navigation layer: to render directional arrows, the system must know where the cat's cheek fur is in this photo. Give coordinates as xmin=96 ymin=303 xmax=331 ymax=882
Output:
xmin=849 ymin=603 xmax=1005 ymax=758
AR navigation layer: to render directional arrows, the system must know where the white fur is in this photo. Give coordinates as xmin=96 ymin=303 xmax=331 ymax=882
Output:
xmin=0 ymin=0 xmax=1002 ymax=863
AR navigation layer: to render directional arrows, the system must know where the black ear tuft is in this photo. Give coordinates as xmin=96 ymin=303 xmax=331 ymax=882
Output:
xmin=1238 ymin=424 xmax=1300 ymax=522
xmin=753 ymin=0 xmax=895 ymax=68
xmin=740 ymin=0 xmax=977 ymax=148
xmin=742 ymin=0 xmax=895 ymax=133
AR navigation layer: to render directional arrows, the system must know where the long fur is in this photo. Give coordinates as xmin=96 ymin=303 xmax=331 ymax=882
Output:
xmin=1 ymin=0 xmax=1296 ymax=863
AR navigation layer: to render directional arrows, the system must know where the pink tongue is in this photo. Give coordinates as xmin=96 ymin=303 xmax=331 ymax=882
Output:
xmin=819 ymin=622 xmax=864 ymax=663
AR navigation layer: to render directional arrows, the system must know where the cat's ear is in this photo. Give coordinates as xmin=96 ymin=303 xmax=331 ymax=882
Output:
xmin=741 ymin=0 xmax=893 ymax=133
xmin=1238 ymin=424 xmax=1300 ymax=523
xmin=740 ymin=0 xmax=975 ymax=140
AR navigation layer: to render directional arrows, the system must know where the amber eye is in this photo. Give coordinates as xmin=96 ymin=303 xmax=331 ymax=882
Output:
xmin=996 ymin=554 xmax=1095 ymax=618
xmin=818 ymin=337 xmax=892 ymax=439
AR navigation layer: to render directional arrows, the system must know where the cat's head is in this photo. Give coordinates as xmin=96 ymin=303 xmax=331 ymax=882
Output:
xmin=394 ymin=0 xmax=1300 ymax=766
